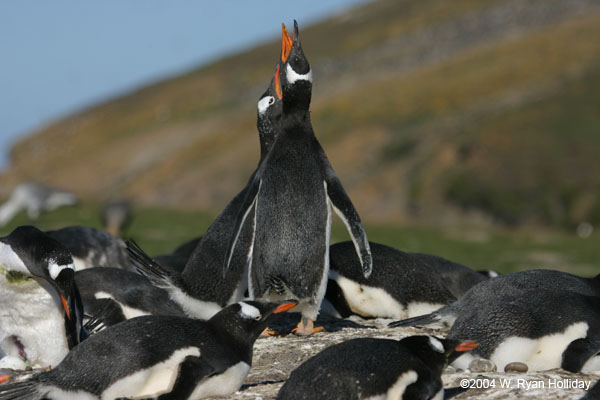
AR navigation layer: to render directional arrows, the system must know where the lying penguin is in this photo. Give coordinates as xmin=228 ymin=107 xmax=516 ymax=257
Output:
xmin=0 ymin=300 xmax=296 ymax=400
xmin=75 ymin=267 xmax=186 ymax=326
xmin=46 ymin=226 xmax=134 ymax=271
xmin=277 ymin=335 xmax=477 ymax=400
xmin=389 ymin=269 xmax=600 ymax=329
xmin=323 ymin=241 xmax=491 ymax=319
xmin=446 ymin=287 xmax=600 ymax=372
xmin=0 ymin=226 xmax=86 ymax=369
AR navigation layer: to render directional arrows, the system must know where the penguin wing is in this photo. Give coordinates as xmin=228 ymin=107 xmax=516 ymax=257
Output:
xmin=223 ymin=178 xmax=261 ymax=277
xmin=324 ymin=170 xmax=372 ymax=278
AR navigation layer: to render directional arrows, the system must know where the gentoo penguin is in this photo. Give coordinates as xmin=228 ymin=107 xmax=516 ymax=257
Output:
xmin=324 ymin=241 xmax=489 ymax=319
xmin=75 ymin=267 xmax=185 ymax=326
xmin=0 ymin=226 xmax=86 ymax=369
xmin=389 ymin=269 xmax=600 ymax=329
xmin=46 ymin=226 xmax=134 ymax=271
xmin=0 ymin=182 xmax=77 ymax=227
xmin=446 ymin=287 xmax=600 ymax=372
xmin=0 ymin=300 xmax=297 ymax=400
xmin=224 ymin=21 xmax=373 ymax=335
xmin=277 ymin=335 xmax=477 ymax=400
xmin=128 ymin=30 xmax=290 ymax=321
xmin=101 ymin=200 xmax=133 ymax=237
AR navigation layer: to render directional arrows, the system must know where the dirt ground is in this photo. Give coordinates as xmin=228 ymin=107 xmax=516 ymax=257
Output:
xmin=221 ymin=313 xmax=600 ymax=400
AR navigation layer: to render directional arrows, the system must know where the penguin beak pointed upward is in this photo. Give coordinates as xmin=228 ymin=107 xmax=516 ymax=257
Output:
xmin=281 ymin=23 xmax=293 ymax=63
xmin=274 ymin=64 xmax=283 ymax=100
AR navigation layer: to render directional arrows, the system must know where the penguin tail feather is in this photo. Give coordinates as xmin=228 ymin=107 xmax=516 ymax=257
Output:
xmin=83 ymin=299 xmax=120 ymax=335
xmin=0 ymin=379 xmax=43 ymax=400
xmin=126 ymin=239 xmax=175 ymax=289
xmin=267 ymin=275 xmax=289 ymax=296
xmin=388 ymin=312 xmax=441 ymax=328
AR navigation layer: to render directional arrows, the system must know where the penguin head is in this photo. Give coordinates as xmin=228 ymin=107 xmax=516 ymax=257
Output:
xmin=278 ymin=20 xmax=312 ymax=114
xmin=257 ymin=77 xmax=283 ymax=157
xmin=210 ymin=300 xmax=297 ymax=342
xmin=400 ymin=335 xmax=477 ymax=368
xmin=0 ymin=225 xmax=87 ymax=348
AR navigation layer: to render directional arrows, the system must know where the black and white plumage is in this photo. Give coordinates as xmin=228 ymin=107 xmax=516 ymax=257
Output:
xmin=277 ymin=335 xmax=477 ymax=400
xmin=153 ymin=236 xmax=202 ymax=274
xmin=224 ymin=21 xmax=372 ymax=335
xmin=0 ymin=183 xmax=77 ymax=227
xmin=46 ymin=226 xmax=134 ymax=272
xmin=389 ymin=269 xmax=600 ymax=329
xmin=128 ymin=52 xmax=285 ymax=321
xmin=0 ymin=300 xmax=297 ymax=400
xmin=75 ymin=267 xmax=185 ymax=326
xmin=0 ymin=226 xmax=86 ymax=369
xmin=446 ymin=287 xmax=600 ymax=372
xmin=323 ymin=241 xmax=489 ymax=319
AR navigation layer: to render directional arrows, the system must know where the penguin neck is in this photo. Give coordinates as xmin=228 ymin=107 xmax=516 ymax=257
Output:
xmin=280 ymin=111 xmax=313 ymax=139
xmin=209 ymin=314 xmax=255 ymax=364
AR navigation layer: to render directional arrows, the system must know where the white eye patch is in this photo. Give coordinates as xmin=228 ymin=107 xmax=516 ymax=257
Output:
xmin=258 ymin=96 xmax=275 ymax=115
xmin=286 ymin=63 xmax=312 ymax=84
xmin=239 ymin=302 xmax=261 ymax=320
xmin=428 ymin=337 xmax=445 ymax=353
xmin=48 ymin=261 xmax=75 ymax=280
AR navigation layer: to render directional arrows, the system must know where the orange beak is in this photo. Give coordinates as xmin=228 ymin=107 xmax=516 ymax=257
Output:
xmin=0 ymin=374 xmax=10 ymax=384
xmin=60 ymin=294 xmax=71 ymax=319
xmin=281 ymin=23 xmax=293 ymax=63
xmin=274 ymin=64 xmax=283 ymax=100
xmin=273 ymin=300 xmax=298 ymax=314
xmin=455 ymin=341 xmax=478 ymax=352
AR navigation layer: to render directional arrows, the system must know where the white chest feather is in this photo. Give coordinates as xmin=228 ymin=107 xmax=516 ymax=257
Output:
xmin=365 ymin=370 xmax=419 ymax=400
xmin=487 ymin=322 xmax=589 ymax=371
xmin=0 ymin=271 xmax=68 ymax=368
xmin=189 ymin=361 xmax=250 ymax=399
xmin=101 ymin=347 xmax=201 ymax=399
xmin=330 ymin=271 xmax=445 ymax=319
xmin=94 ymin=291 xmax=150 ymax=319
xmin=168 ymin=287 xmax=222 ymax=320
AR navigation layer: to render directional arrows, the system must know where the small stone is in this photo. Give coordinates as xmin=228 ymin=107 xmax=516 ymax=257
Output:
xmin=504 ymin=362 xmax=528 ymax=373
xmin=445 ymin=365 xmax=457 ymax=373
xmin=468 ymin=358 xmax=497 ymax=373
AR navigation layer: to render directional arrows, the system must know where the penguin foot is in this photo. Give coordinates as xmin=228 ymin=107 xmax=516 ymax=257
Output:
xmin=260 ymin=328 xmax=279 ymax=336
xmin=292 ymin=317 xmax=325 ymax=336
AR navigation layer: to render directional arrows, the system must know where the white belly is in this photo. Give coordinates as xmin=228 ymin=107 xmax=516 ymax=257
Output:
xmin=189 ymin=361 xmax=250 ymax=399
xmin=0 ymin=269 xmax=69 ymax=368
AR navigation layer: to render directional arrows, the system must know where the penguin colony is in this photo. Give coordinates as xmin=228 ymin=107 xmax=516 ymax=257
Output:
xmin=0 ymin=20 xmax=598 ymax=400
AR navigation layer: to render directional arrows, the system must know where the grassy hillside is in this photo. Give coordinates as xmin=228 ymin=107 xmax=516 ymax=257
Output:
xmin=1 ymin=0 xmax=600 ymax=230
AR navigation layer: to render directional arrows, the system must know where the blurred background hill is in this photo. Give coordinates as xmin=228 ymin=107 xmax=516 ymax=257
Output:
xmin=1 ymin=0 xmax=599 ymax=273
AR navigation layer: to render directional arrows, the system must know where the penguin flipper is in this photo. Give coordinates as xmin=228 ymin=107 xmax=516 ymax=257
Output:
xmin=223 ymin=179 xmax=261 ymax=277
xmin=325 ymin=173 xmax=372 ymax=278
xmin=562 ymin=337 xmax=600 ymax=372
xmin=118 ymin=356 xmax=217 ymax=400
xmin=0 ymin=378 xmax=43 ymax=400
xmin=126 ymin=239 xmax=179 ymax=289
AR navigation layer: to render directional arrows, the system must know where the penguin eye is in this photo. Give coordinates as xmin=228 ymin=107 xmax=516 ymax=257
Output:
xmin=254 ymin=315 xmax=261 ymax=321
xmin=268 ymin=97 xmax=275 ymax=105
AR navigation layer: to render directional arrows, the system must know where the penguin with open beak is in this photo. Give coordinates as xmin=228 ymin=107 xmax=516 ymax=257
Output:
xmin=0 ymin=225 xmax=86 ymax=371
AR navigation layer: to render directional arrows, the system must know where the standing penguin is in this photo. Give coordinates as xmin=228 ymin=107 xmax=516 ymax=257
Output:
xmin=0 ymin=300 xmax=297 ymax=400
xmin=277 ymin=335 xmax=477 ymax=400
xmin=224 ymin=21 xmax=372 ymax=335
xmin=127 ymin=29 xmax=291 ymax=320
xmin=0 ymin=226 xmax=86 ymax=370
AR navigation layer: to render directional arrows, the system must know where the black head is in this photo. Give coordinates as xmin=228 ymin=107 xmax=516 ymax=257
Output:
xmin=279 ymin=20 xmax=312 ymax=114
xmin=209 ymin=300 xmax=297 ymax=345
xmin=0 ymin=225 xmax=87 ymax=348
xmin=400 ymin=335 xmax=477 ymax=369
xmin=257 ymin=74 xmax=283 ymax=159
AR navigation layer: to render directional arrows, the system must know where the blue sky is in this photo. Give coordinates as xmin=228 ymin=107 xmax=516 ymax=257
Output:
xmin=0 ymin=0 xmax=367 ymax=170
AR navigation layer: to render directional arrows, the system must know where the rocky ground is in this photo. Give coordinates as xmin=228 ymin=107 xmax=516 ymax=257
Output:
xmin=221 ymin=314 xmax=599 ymax=400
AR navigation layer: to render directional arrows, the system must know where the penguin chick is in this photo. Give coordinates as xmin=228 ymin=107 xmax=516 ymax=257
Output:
xmin=0 ymin=225 xmax=86 ymax=369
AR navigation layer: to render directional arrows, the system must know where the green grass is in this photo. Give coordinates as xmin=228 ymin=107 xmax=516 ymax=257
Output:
xmin=1 ymin=204 xmax=598 ymax=277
